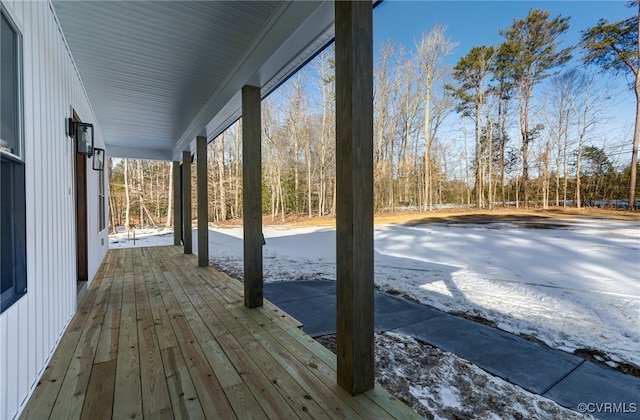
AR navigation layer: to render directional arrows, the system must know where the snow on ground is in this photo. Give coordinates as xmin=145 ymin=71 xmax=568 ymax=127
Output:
xmin=110 ymin=219 xmax=639 ymax=367
xmin=189 ymin=220 xmax=639 ymax=369
xmin=316 ymin=332 xmax=592 ymax=419
xmin=374 ymin=332 xmax=590 ymax=419
xmin=109 ymin=218 xmax=638 ymax=417
xmin=109 ymin=226 xmax=174 ymax=248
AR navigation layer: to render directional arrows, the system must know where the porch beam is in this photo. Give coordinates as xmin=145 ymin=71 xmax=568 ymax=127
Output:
xmin=182 ymin=150 xmax=192 ymax=254
xmin=242 ymin=85 xmax=263 ymax=308
xmin=335 ymin=0 xmax=374 ymax=395
xmin=197 ymin=136 xmax=209 ymax=266
xmin=172 ymin=161 xmax=182 ymax=246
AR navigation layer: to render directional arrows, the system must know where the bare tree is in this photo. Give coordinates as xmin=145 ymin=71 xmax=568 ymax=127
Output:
xmin=218 ymin=133 xmax=227 ymax=220
xmin=546 ymin=69 xmax=582 ymax=206
xmin=415 ymin=25 xmax=458 ymax=210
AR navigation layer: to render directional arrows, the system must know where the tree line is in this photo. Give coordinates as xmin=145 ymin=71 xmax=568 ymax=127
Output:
xmin=108 ymin=3 xmax=639 ymax=231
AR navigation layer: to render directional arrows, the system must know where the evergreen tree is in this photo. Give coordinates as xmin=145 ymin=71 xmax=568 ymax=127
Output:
xmin=449 ymin=45 xmax=496 ymax=207
xmin=500 ymin=9 xmax=572 ymax=207
xmin=580 ymin=1 xmax=639 ymax=210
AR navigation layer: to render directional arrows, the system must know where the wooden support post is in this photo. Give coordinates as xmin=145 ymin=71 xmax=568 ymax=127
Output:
xmin=197 ymin=136 xmax=209 ymax=266
xmin=335 ymin=0 xmax=374 ymax=395
xmin=182 ymin=150 xmax=192 ymax=254
xmin=242 ymin=85 xmax=263 ymax=308
xmin=172 ymin=161 xmax=182 ymax=246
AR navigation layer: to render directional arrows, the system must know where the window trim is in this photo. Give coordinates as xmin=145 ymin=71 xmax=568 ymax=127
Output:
xmin=0 ymin=4 xmax=24 ymax=159
xmin=0 ymin=4 xmax=26 ymax=314
xmin=1 ymin=150 xmax=27 ymax=313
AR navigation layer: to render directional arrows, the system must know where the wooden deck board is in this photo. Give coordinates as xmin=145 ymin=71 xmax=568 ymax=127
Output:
xmin=80 ymin=360 xmax=116 ymax=420
xmin=20 ymin=246 xmax=420 ymax=419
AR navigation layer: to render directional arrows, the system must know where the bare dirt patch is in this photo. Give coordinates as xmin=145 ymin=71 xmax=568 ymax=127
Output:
xmin=212 ymin=207 xmax=640 ymax=229
xmin=400 ymin=208 xmax=639 ymax=227
xmin=574 ymin=348 xmax=640 ymax=378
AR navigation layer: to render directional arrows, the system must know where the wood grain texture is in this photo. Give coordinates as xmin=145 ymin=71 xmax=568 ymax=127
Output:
xmin=80 ymin=360 xmax=116 ymax=420
xmin=335 ymin=0 xmax=375 ymax=396
xmin=112 ymin=265 xmax=142 ymax=419
xmin=20 ymin=247 xmax=418 ymax=419
xmin=242 ymin=85 xmax=263 ymax=308
xmin=173 ymin=161 xmax=182 ymax=246
xmin=182 ymin=150 xmax=192 ymax=254
xmin=197 ymin=136 xmax=209 ymax=267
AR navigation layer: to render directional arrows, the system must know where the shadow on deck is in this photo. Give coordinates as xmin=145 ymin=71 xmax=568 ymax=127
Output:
xmin=20 ymin=246 xmax=419 ymax=419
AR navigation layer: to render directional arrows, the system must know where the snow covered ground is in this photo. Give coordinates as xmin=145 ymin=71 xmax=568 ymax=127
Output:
xmin=110 ymin=219 xmax=639 ymax=367
xmin=188 ymin=219 xmax=639 ymax=370
xmin=109 ymin=226 xmax=174 ymax=248
xmin=109 ymin=218 xmax=638 ymax=418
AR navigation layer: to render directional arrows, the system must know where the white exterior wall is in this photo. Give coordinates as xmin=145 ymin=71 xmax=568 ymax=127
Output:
xmin=0 ymin=2 xmax=108 ymax=419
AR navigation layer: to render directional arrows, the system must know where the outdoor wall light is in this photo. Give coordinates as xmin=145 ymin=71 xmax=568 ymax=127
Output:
xmin=93 ymin=148 xmax=105 ymax=171
xmin=68 ymin=118 xmax=94 ymax=156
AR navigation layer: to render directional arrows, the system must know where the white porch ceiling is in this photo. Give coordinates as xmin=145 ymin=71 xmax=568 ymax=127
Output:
xmin=51 ymin=1 xmax=334 ymax=161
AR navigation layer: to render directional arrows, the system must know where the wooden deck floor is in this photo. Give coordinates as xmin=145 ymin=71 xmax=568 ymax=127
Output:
xmin=20 ymin=246 xmax=419 ymax=419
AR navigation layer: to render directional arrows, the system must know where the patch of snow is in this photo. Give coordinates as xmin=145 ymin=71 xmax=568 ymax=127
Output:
xmin=109 ymin=227 xmax=173 ymax=248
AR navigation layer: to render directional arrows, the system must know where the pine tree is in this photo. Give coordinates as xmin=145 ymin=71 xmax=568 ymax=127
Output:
xmin=580 ymin=1 xmax=639 ymax=210
xmin=500 ymin=9 xmax=572 ymax=207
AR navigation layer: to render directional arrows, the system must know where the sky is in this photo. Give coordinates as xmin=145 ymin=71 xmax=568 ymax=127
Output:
xmin=373 ymin=1 xmax=632 ymax=61
xmin=369 ymin=0 xmax=636 ymax=164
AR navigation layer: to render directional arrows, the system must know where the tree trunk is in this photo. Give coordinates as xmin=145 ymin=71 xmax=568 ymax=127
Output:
xmin=629 ymin=70 xmax=640 ymax=210
xmin=138 ymin=161 xmax=144 ymax=227
xmin=124 ymin=159 xmax=131 ymax=230
xmin=474 ymin=103 xmax=481 ymax=208
xmin=543 ymin=141 xmax=550 ymax=209
xmin=218 ymin=134 xmax=227 ymax=220
xmin=307 ymin=144 xmax=312 ymax=217
xmin=522 ymin=92 xmax=531 ymax=208
xmin=488 ymin=119 xmax=494 ymax=209
xmin=167 ymin=163 xmax=173 ymax=226
xmin=234 ymin=124 xmax=241 ymax=219
xmin=576 ymin=134 xmax=584 ymax=208
xmin=424 ymin=77 xmax=431 ymax=211
xmin=109 ymin=195 xmax=118 ymax=234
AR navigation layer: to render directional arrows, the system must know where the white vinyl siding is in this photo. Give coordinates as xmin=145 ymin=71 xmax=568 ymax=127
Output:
xmin=0 ymin=1 xmax=108 ymax=418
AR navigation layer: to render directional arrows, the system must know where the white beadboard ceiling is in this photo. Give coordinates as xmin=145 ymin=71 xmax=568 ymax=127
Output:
xmin=51 ymin=1 xmax=334 ymax=161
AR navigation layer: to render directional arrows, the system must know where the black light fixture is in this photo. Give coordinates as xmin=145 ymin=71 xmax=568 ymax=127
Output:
xmin=68 ymin=118 xmax=94 ymax=156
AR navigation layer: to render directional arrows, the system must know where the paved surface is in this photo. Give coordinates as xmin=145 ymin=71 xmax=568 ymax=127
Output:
xmin=265 ymin=280 xmax=640 ymax=420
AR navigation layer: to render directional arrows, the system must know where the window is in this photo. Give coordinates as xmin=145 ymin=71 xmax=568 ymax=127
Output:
xmin=1 ymin=10 xmax=19 ymax=155
xmin=98 ymin=168 xmax=105 ymax=232
xmin=1 ymin=8 xmax=26 ymax=313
